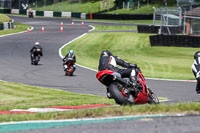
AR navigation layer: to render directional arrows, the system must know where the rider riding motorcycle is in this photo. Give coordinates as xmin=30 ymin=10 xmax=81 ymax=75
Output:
xmin=28 ymin=8 xmax=33 ymax=18
xmin=30 ymin=42 xmax=43 ymax=64
xmin=192 ymin=51 xmax=200 ymax=95
xmin=63 ymin=50 xmax=76 ymax=70
xmin=98 ymin=50 xmax=138 ymax=98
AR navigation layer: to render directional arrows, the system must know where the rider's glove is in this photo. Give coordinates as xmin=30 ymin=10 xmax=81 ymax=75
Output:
xmin=129 ymin=64 xmax=137 ymax=68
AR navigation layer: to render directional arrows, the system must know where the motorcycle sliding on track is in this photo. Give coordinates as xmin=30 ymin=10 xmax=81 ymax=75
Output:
xmin=63 ymin=58 xmax=76 ymax=76
xmin=96 ymin=67 xmax=159 ymax=105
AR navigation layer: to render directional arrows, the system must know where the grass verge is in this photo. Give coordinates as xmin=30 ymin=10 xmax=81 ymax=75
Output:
xmin=0 ymin=81 xmax=114 ymax=111
xmin=1 ymin=102 xmax=200 ymax=122
xmin=0 ymin=22 xmax=29 ymax=36
xmin=93 ymin=25 xmax=137 ymax=31
xmin=0 ymin=80 xmax=198 ymax=123
xmin=76 ymin=19 xmax=154 ymax=24
xmin=61 ymin=29 xmax=199 ymax=80
xmin=33 ymin=1 xmax=114 ymax=13
xmin=106 ymin=4 xmax=156 ymax=14
xmin=0 ymin=14 xmax=10 ymax=22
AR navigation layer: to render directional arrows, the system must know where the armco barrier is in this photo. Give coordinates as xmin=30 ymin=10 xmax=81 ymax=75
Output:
xmin=0 ymin=22 xmax=14 ymax=30
xmin=138 ymin=25 xmax=183 ymax=34
xmin=0 ymin=8 xmax=152 ymax=20
xmin=72 ymin=12 xmax=81 ymax=18
xmin=3 ymin=22 xmax=9 ymax=30
xmin=150 ymin=35 xmax=200 ymax=47
xmin=19 ymin=9 xmax=27 ymax=15
xmin=0 ymin=9 xmax=11 ymax=14
xmin=137 ymin=25 xmax=159 ymax=33
xmin=53 ymin=12 xmax=61 ymax=17
xmin=36 ymin=11 xmax=44 ymax=16
xmin=87 ymin=13 xmax=153 ymax=20
xmin=0 ymin=23 xmax=3 ymax=30
xmin=8 ymin=22 xmax=13 ymax=29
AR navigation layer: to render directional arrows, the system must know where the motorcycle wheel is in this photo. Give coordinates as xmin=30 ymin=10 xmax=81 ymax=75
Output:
xmin=109 ymin=82 xmax=134 ymax=105
xmin=148 ymin=88 xmax=159 ymax=104
xmin=65 ymin=69 xmax=69 ymax=76
xmin=34 ymin=61 xmax=38 ymax=65
xmin=70 ymin=66 xmax=75 ymax=76
xmin=32 ymin=56 xmax=39 ymax=65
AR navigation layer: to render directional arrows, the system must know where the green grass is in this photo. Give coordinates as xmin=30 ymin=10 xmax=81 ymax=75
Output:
xmin=107 ymin=4 xmax=157 ymax=14
xmin=32 ymin=1 xmax=164 ymax=14
xmin=62 ymin=27 xmax=198 ymax=80
xmin=0 ymin=14 xmax=10 ymax=22
xmin=0 ymin=77 xmax=198 ymax=122
xmin=1 ymin=102 xmax=200 ymax=122
xmin=93 ymin=25 xmax=137 ymax=31
xmin=33 ymin=1 xmax=114 ymax=13
xmin=0 ymin=81 xmax=114 ymax=111
xmin=0 ymin=21 xmax=199 ymax=122
xmin=79 ymin=19 xmax=154 ymax=24
xmin=0 ymin=22 xmax=29 ymax=36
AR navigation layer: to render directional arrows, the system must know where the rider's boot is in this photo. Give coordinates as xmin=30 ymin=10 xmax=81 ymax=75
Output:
xmin=196 ymin=77 xmax=200 ymax=95
xmin=130 ymin=75 xmax=139 ymax=97
xmin=106 ymin=88 xmax=112 ymax=99
xmin=63 ymin=65 xmax=68 ymax=71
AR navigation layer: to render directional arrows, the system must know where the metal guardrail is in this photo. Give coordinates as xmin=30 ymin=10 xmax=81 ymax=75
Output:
xmin=0 ymin=22 xmax=14 ymax=30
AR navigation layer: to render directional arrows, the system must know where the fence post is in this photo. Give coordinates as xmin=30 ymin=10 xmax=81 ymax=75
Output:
xmin=127 ymin=2 xmax=129 ymax=10
xmin=183 ymin=11 xmax=186 ymax=35
xmin=178 ymin=7 xmax=182 ymax=26
xmin=153 ymin=7 xmax=156 ymax=25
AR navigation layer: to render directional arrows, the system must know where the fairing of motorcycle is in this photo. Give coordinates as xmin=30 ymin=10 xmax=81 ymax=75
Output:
xmin=96 ymin=68 xmax=159 ymax=105
xmin=64 ymin=58 xmax=76 ymax=76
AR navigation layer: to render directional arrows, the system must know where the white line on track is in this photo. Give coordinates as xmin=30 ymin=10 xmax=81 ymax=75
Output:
xmin=0 ymin=113 xmax=187 ymax=125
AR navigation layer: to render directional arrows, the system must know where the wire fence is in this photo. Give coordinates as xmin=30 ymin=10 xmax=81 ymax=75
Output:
xmin=191 ymin=19 xmax=200 ymax=35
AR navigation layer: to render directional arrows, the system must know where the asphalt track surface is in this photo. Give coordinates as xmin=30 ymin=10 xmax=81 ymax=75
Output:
xmin=1 ymin=16 xmax=200 ymax=132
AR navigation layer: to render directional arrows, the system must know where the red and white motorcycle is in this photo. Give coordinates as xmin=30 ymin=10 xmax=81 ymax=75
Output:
xmin=96 ymin=67 xmax=159 ymax=105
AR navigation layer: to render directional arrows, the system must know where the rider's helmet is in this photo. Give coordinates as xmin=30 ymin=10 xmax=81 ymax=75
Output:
xmin=69 ymin=50 xmax=74 ymax=55
xmin=101 ymin=50 xmax=112 ymax=57
xmin=35 ymin=42 xmax=40 ymax=46
xmin=194 ymin=51 xmax=200 ymax=60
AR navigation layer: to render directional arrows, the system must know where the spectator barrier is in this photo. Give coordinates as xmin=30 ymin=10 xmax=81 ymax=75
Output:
xmin=0 ymin=8 xmax=153 ymax=20
xmin=150 ymin=35 xmax=200 ymax=47
xmin=137 ymin=25 xmax=183 ymax=34
xmin=0 ymin=22 xmax=14 ymax=30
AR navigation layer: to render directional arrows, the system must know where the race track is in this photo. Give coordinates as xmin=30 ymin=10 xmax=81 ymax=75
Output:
xmin=1 ymin=16 xmax=198 ymax=102
xmin=1 ymin=15 xmax=200 ymax=133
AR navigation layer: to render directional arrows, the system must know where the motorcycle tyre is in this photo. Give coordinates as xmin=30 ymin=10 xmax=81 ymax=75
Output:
xmin=32 ymin=56 xmax=40 ymax=65
xmin=70 ymin=66 xmax=75 ymax=76
xmin=34 ymin=61 xmax=38 ymax=65
xmin=65 ymin=69 xmax=69 ymax=76
xmin=148 ymin=89 xmax=159 ymax=104
xmin=109 ymin=82 xmax=134 ymax=105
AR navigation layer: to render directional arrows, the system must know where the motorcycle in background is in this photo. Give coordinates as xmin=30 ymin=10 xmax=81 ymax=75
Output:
xmin=31 ymin=48 xmax=41 ymax=65
xmin=28 ymin=9 xmax=33 ymax=18
xmin=96 ymin=67 xmax=159 ymax=105
xmin=63 ymin=58 xmax=76 ymax=76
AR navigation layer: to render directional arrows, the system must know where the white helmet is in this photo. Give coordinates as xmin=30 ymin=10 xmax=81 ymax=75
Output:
xmin=35 ymin=42 xmax=40 ymax=45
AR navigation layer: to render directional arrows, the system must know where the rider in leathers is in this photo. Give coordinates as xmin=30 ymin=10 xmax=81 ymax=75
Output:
xmin=192 ymin=51 xmax=200 ymax=95
xmin=63 ymin=50 xmax=76 ymax=70
xmin=98 ymin=50 xmax=138 ymax=98
xmin=30 ymin=42 xmax=43 ymax=64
